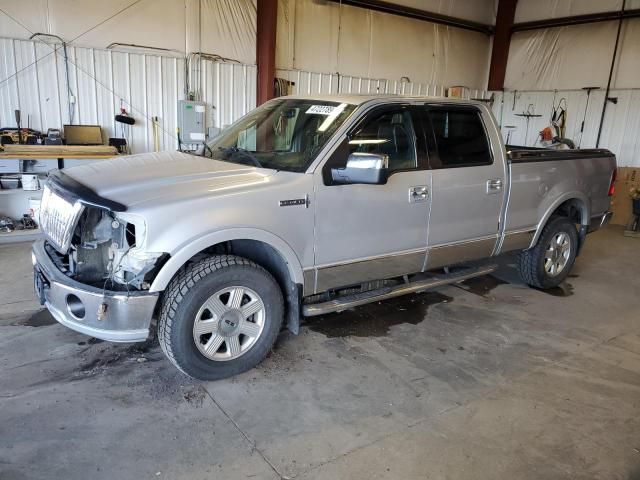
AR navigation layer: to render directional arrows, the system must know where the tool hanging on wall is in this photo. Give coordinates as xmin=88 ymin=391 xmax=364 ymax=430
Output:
xmin=152 ymin=116 xmax=161 ymax=152
xmin=14 ymin=110 xmax=22 ymax=144
xmin=578 ymin=87 xmax=599 ymax=148
xmin=274 ymin=78 xmax=293 ymax=97
xmin=538 ymin=97 xmax=575 ymax=149
xmin=177 ymin=127 xmax=183 ymax=152
xmin=515 ymin=104 xmax=542 ymax=147
xmin=551 ymin=97 xmax=567 ymax=139
xmin=115 ymin=100 xmax=135 ymax=154
xmin=504 ymin=125 xmax=517 ymax=145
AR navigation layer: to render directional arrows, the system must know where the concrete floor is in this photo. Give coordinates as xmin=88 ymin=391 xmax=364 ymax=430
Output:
xmin=1 ymin=226 xmax=639 ymax=480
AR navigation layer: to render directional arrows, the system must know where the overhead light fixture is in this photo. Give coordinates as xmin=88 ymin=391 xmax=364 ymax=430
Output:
xmin=348 ymin=139 xmax=389 ymax=144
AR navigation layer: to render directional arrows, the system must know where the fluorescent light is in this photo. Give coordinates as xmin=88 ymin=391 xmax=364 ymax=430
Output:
xmin=348 ymin=139 xmax=389 ymax=145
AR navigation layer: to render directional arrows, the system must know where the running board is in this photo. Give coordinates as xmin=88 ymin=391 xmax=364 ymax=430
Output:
xmin=302 ymin=265 xmax=498 ymax=317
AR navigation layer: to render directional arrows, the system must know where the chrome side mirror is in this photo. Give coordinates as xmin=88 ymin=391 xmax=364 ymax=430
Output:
xmin=331 ymin=152 xmax=389 ymax=185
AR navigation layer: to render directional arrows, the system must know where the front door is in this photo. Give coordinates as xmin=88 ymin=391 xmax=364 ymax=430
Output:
xmin=310 ymin=104 xmax=431 ymax=295
xmin=421 ymin=104 xmax=507 ymax=269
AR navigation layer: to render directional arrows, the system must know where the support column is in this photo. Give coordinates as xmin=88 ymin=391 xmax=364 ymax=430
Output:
xmin=257 ymin=0 xmax=278 ymax=105
xmin=488 ymin=0 xmax=518 ymax=91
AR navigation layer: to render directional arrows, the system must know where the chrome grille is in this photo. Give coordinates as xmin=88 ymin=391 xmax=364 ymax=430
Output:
xmin=39 ymin=185 xmax=85 ymax=253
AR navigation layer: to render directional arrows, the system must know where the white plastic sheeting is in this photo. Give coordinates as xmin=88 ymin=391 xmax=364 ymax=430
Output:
xmin=0 ymin=0 xmax=258 ymax=63
xmin=0 ymin=37 xmax=256 ymax=154
xmin=186 ymin=0 xmax=257 ymax=64
xmin=378 ymin=0 xmax=496 ymax=25
xmin=276 ymin=0 xmax=492 ymax=90
xmin=505 ymin=18 xmax=640 ymax=90
xmin=0 ymin=0 xmax=188 ymax=52
xmin=504 ymin=1 xmax=640 ymax=167
xmin=276 ymin=68 xmax=491 ymax=100
xmin=490 ymin=89 xmax=640 ymax=167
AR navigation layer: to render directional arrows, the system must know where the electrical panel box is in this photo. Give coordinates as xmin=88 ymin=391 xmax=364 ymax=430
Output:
xmin=177 ymin=100 xmax=206 ymax=148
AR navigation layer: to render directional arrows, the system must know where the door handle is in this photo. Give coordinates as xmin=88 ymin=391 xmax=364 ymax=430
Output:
xmin=486 ymin=179 xmax=503 ymax=194
xmin=409 ymin=185 xmax=428 ymax=203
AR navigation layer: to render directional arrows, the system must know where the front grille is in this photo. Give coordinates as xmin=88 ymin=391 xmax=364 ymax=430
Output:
xmin=39 ymin=185 xmax=85 ymax=253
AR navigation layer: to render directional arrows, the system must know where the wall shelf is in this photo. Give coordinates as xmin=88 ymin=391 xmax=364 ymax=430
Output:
xmin=0 ymin=189 xmax=42 ymax=195
xmin=0 ymin=228 xmax=42 ymax=244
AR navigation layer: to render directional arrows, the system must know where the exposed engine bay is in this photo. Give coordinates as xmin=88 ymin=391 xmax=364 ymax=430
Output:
xmin=46 ymin=206 xmax=165 ymax=291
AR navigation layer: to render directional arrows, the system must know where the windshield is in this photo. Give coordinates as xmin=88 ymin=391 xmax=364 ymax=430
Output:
xmin=201 ymin=99 xmax=356 ymax=172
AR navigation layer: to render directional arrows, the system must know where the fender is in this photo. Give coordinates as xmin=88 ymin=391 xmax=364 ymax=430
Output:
xmin=149 ymin=227 xmax=305 ymax=293
xmin=529 ymin=191 xmax=590 ymax=249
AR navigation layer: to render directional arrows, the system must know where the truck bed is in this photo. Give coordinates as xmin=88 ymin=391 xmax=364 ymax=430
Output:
xmin=506 ymin=145 xmax=615 ymax=163
xmin=500 ymin=145 xmax=616 ymax=254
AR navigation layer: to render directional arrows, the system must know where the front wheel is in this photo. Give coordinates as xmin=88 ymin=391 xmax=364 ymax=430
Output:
xmin=158 ymin=255 xmax=284 ymax=380
xmin=518 ymin=216 xmax=578 ymax=289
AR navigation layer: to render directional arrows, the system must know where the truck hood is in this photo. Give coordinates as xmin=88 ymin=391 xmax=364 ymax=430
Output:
xmin=62 ymin=150 xmax=276 ymax=209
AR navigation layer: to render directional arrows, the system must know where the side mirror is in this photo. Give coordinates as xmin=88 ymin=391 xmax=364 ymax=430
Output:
xmin=331 ymin=152 xmax=389 ymax=185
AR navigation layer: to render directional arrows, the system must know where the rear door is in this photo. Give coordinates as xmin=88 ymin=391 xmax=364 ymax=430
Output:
xmin=421 ymin=104 xmax=507 ymax=269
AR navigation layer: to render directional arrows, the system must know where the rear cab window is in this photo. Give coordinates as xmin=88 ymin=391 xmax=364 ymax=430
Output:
xmin=424 ymin=106 xmax=493 ymax=169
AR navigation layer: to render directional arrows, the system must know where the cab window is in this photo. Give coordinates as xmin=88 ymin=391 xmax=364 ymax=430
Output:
xmin=349 ymin=109 xmax=417 ymax=172
xmin=426 ymin=107 xmax=492 ymax=168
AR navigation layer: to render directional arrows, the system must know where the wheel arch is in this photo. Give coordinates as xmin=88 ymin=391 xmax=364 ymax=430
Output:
xmin=530 ymin=193 xmax=590 ymax=249
xmin=149 ymin=228 xmax=304 ymax=334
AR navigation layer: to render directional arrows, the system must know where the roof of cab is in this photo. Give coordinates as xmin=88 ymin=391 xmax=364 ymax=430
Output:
xmin=281 ymin=93 xmax=484 ymax=106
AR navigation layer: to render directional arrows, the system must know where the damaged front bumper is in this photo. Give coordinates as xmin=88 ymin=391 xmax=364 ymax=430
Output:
xmin=32 ymin=240 xmax=159 ymax=343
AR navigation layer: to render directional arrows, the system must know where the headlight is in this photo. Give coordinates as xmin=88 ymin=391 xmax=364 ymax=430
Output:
xmin=39 ymin=186 xmax=85 ymax=253
xmin=113 ymin=212 xmax=147 ymax=250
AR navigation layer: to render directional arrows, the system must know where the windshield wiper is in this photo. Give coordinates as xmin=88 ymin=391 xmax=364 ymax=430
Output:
xmin=217 ymin=146 xmax=263 ymax=168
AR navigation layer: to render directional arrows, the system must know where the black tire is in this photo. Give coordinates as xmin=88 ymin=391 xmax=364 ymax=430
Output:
xmin=518 ymin=216 xmax=578 ymax=289
xmin=158 ymin=255 xmax=284 ymax=380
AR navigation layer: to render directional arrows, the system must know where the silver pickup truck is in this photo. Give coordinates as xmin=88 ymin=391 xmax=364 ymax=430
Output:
xmin=32 ymin=94 xmax=616 ymax=379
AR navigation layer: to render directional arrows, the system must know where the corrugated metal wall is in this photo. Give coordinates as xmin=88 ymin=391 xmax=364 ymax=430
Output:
xmin=19 ymin=34 xmax=638 ymax=168
xmin=490 ymin=89 xmax=640 ymax=167
xmin=0 ymin=37 xmax=257 ymax=154
xmin=0 ymin=37 xmax=185 ymax=153
xmin=190 ymin=57 xmax=257 ymax=132
xmin=275 ymin=68 xmax=490 ymax=100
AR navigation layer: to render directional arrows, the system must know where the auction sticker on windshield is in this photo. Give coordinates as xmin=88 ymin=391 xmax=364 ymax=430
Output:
xmin=306 ymin=105 xmax=339 ymax=115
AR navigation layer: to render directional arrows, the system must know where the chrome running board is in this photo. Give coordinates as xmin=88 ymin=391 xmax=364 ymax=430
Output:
xmin=302 ymin=264 xmax=498 ymax=317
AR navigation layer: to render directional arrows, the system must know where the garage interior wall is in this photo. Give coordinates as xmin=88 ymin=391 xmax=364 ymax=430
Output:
xmin=276 ymin=0 xmax=495 ymax=94
xmin=0 ymin=0 xmax=257 ymax=153
xmin=491 ymin=0 xmax=640 ymax=168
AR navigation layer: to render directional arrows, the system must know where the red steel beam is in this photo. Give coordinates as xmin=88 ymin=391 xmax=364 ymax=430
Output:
xmin=256 ymin=0 xmax=277 ymax=105
xmin=488 ymin=0 xmax=518 ymax=91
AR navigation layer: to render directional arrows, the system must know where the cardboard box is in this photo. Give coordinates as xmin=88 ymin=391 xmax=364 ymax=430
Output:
xmin=611 ymin=167 xmax=640 ymax=226
xmin=447 ymin=86 xmax=469 ymax=99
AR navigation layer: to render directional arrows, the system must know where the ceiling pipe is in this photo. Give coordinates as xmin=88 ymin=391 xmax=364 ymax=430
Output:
xmin=512 ymin=8 xmax=640 ymax=32
xmin=325 ymin=0 xmax=494 ymax=35
xmin=596 ymin=0 xmax=626 ymax=147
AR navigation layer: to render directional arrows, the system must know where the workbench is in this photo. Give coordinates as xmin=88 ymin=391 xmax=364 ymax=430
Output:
xmin=0 ymin=145 xmax=118 ymax=243
xmin=0 ymin=144 xmax=118 ymax=169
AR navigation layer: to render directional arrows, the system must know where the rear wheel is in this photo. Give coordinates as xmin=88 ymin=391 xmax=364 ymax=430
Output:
xmin=518 ymin=216 xmax=578 ymax=289
xmin=158 ymin=255 xmax=283 ymax=380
